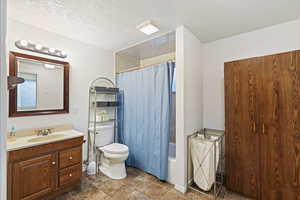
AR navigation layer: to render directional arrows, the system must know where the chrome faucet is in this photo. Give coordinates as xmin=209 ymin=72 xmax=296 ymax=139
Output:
xmin=35 ymin=128 xmax=53 ymax=136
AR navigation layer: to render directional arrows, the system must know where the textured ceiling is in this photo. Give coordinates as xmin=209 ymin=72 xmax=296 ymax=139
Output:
xmin=8 ymin=0 xmax=300 ymax=51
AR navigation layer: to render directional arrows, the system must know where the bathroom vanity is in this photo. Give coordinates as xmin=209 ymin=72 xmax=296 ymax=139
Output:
xmin=7 ymin=130 xmax=84 ymax=200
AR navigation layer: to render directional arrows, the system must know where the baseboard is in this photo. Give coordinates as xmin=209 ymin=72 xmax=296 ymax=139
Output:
xmin=174 ymin=184 xmax=187 ymax=193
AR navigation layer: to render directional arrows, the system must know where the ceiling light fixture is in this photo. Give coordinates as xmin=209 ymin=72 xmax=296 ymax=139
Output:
xmin=15 ymin=40 xmax=67 ymax=58
xmin=136 ymin=20 xmax=159 ymax=35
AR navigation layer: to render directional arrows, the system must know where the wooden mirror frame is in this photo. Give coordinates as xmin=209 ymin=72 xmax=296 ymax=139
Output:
xmin=9 ymin=51 xmax=69 ymax=117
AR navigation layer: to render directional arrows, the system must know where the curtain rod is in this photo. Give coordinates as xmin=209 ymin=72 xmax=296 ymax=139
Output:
xmin=116 ymin=59 xmax=175 ymax=74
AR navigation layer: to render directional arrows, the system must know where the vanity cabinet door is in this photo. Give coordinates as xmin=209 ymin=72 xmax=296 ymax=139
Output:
xmin=12 ymin=153 xmax=57 ymax=200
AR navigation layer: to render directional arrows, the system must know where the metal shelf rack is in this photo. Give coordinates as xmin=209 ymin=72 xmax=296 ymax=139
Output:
xmin=86 ymin=77 xmax=119 ymax=167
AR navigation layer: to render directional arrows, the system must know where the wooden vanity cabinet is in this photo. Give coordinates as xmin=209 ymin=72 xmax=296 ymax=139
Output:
xmin=8 ymin=136 xmax=84 ymax=200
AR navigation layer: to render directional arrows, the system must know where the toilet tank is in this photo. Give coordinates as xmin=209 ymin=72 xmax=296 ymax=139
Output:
xmin=94 ymin=125 xmax=115 ymax=147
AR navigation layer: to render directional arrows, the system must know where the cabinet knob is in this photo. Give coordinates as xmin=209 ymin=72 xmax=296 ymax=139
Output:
xmin=69 ymin=173 xmax=72 ymax=177
xmin=69 ymin=156 xmax=73 ymax=160
xmin=52 ymin=161 xmax=56 ymax=165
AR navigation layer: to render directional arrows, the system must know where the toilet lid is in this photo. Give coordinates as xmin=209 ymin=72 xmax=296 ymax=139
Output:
xmin=101 ymin=143 xmax=128 ymax=154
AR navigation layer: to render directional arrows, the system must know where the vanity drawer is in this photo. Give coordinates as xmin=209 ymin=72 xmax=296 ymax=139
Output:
xmin=59 ymin=146 xmax=82 ymax=169
xmin=59 ymin=164 xmax=82 ymax=187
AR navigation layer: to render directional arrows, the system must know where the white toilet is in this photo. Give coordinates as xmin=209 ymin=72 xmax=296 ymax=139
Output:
xmin=94 ymin=125 xmax=129 ymax=179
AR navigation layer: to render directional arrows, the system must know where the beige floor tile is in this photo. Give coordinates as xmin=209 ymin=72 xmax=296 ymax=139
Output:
xmin=120 ymin=170 xmax=140 ymax=186
xmin=139 ymin=171 xmax=158 ymax=182
xmin=143 ymin=182 xmax=170 ymax=199
xmin=86 ymin=190 xmax=110 ymax=200
xmin=128 ymin=190 xmax=153 ymax=200
xmin=73 ymin=186 xmax=102 ymax=199
xmin=109 ymin=185 xmax=135 ymax=199
xmin=132 ymin=175 xmax=157 ymax=192
xmin=153 ymin=179 xmax=174 ymax=190
xmin=160 ymin=189 xmax=187 ymax=200
xmin=185 ymin=190 xmax=213 ymax=200
xmin=54 ymin=167 xmax=250 ymax=200
xmin=97 ymin=179 xmax=125 ymax=196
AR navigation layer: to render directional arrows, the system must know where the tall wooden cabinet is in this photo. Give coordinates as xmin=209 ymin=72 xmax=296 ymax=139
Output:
xmin=225 ymin=50 xmax=300 ymax=200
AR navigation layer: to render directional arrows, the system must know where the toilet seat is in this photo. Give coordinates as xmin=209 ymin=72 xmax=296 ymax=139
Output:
xmin=100 ymin=143 xmax=128 ymax=155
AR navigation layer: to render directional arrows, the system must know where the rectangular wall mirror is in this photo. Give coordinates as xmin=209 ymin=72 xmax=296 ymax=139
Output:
xmin=9 ymin=51 xmax=69 ymax=117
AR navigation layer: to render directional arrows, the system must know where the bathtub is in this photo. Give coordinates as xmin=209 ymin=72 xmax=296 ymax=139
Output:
xmin=168 ymin=142 xmax=177 ymax=184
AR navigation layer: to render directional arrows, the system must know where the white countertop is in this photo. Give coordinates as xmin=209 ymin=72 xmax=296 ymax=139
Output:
xmin=7 ymin=130 xmax=85 ymax=152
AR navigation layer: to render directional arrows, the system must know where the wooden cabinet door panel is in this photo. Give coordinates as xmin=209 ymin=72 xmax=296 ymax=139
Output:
xmin=261 ymin=51 xmax=300 ymax=200
xmin=225 ymin=57 xmax=262 ymax=198
xmin=12 ymin=153 xmax=56 ymax=200
xmin=59 ymin=164 xmax=82 ymax=187
xmin=59 ymin=146 xmax=82 ymax=169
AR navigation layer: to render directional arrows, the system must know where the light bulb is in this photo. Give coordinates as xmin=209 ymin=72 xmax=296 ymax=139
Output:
xmin=60 ymin=50 xmax=67 ymax=56
xmin=35 ymin=44 xmax=43 ymax=51
xmin=49 ymin=48 xmax=56 ymax=54
xmin=20 ymin=40 xmax=28 ymax=47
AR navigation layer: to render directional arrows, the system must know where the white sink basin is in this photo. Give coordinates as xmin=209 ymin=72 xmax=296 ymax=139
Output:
xmin=27 ymin=134 xmax=66 ymax=143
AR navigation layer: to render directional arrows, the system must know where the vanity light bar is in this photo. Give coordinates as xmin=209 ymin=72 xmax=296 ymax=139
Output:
xmin=15 ymin=40 xmax=67 ymax=58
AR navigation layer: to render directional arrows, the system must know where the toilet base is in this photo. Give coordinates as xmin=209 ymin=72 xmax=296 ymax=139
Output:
xmin=99 ymin=161 xmax=127 ymax=179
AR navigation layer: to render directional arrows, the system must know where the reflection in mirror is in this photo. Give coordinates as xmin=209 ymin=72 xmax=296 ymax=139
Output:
xmin=17 ymin=58 xmax=64 ymax=111
xmin=16 ymin=58 xmax=64 ymax=111
xmin=17 ymin=72 xmax=37 ymax=110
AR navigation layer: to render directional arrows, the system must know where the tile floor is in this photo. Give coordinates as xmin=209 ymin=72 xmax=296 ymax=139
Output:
xmin=55 ymin=167 xmax=251 ymax=200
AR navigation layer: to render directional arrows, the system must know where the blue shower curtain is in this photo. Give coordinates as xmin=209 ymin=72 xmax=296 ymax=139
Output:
xmin=117 ymin=62 xmax=174 ymax=180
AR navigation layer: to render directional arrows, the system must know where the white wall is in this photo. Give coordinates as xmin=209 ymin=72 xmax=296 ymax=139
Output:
xmin=202 ymin=18 xmax=300 ymax=130
xmin=183 ymin=29 xmax=203 ymax=134
xmin=174 ymin=26 xmax=203 ymax=192
xmin=0 ymin=1 xmax=7 ymax=199
xmin=173 ymin=27 xmax=185 ymax=190
xmin=7 ymin=19 xmax=114 ymax=161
